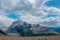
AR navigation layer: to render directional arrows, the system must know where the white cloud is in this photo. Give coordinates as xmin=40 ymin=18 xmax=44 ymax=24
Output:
xmin=27 ymin=0 xmax=36 ymax=4
xmin=40 ymin=16 xmax=60 ymax=27
xmin=20 ymin=14 xmax=41 ymax=24
xmin=43 ymin=7 xmax=60 ymax=15
xmin=0 ymin=15 xmax=15 ymax=27
xmin=0 ymin=0 xmax=60 ymax=27
xmin=0 ymin=0 xmax=21 ymax=12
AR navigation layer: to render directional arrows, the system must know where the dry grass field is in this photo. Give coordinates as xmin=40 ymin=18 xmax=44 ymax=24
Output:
xmin=0 ymin=34 xmax=60 ymax=40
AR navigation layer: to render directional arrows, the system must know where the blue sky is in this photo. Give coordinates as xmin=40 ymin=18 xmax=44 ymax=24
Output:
xmin=6 ymin=13 xmax=19 ymax=19
xmin=45 ymin=0 xmax=60 ymax=8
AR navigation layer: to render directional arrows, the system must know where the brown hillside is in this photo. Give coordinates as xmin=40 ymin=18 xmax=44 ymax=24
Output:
xmin=0 ymin=34 xmax=60 ymax=40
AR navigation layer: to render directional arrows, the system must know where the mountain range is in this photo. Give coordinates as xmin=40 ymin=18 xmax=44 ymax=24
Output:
xmin=0 ymin=20 xmax=60 ymax=36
